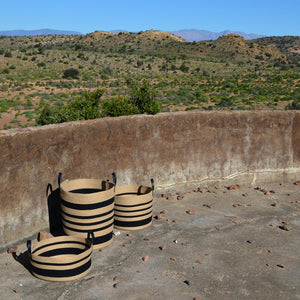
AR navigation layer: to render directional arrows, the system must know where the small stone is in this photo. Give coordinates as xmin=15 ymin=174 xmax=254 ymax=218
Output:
xmin=173 ymin=239 xmax=178 ymax=244
xmin=162 ymin=193 xmax=175 ymax=200
xmin=271 ymin=203 xmax=280 ymax=207
xmin=123 ymin=243 xmax=131 ymax=247
xmin=177 ymin=195 xmax=184 ymax=200
xmin=184 ymin=280 xmax=192 ymax=286
xmin=277 ymin=264 xmax=284 ymax=268
xmin=154 ymin=214 xmax=162 ymax=220
xmin=113 ymin=283 xmax=120 ymax=288
xmin=181 ymin=242 xmax=190 ymax=246
xmin=159 ymin=245 xmax=167 ymax=251
xmin=6 ymin=261 xmax=13 ymax=266
xmin=247 ymin=240 xmax=253 ymax=244
xmin=195 ymin=260 xmax=205 ymax=264
xmin=142 ymin=256 xmax=149 ymax=262
xmin=126 ymin=233 xmax=132 ymax=237
xmin=205 ymin=253 xmax=210 ymax=256
xmin=13 ymin=289 xmax=24 ymax=294
xmin=279 ymin=223 xmax=290 ymax=231
xmin=294 ymin=180 xmax=300 ymax=186
xmin=172 ymin=219 xmax=178 ymax=223
xmin=160 ymin=210 xmax=167 ymax=214
xmin=113 ymin=276 xmax=121 ymax=281
xmin=144 ymin=238 xmax=150 ymax=241
xmin=268 ymin=249 xmax=272 ymax=253
xmin=264 ymin=191 xmax=271 ymax=195
xmin=228 ymin=184 xmax=240 ymax=190
xmin=193 ymin=298 xmax=201 ymax=300
xmin=170 ymin=257 xmax=176 ymax=261
xmin=186 ymin=209 xmax=195 ymax=215
xmin=203 ymin=204 xmax=211 ymax=208
xmin=197 ymin=188 xmax=205 ymax=193
xmin=7 ymin=246 xmax=18 ymax=254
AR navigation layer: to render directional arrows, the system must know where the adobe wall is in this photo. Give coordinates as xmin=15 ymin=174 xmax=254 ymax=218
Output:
xmin=0 ymin=111 xmax=299 ymax=248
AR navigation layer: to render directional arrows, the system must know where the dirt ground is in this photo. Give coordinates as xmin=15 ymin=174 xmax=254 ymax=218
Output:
xmin=1 ymin=180 xmax=300 ymax=300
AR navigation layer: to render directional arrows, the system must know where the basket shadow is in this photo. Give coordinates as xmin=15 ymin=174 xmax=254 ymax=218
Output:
xmin=13 ymin=251 xmax=32 ymax=273
xmin=47 ymin=184 xmax=64 ymax=237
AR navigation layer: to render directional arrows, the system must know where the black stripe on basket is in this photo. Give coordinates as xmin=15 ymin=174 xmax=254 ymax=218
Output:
xmin=32 ymin=240 xmax=88 ymax=255
xmin=63 ymin=221 xmax=113 ymax=233
xmin=114 ymin=204 xmax=152 ymax=214
xmin=61 ymin=197 xmax=114 ymax=210
xmin=93 ymin=231 xmax=113 ymax=245
xmin=114 ymin=199 xmax=152 ymax=208
xmin=32 ymin=259 xmax=91 ymax=278
xmin=31 ymin=252 xmax=91 ymax=266
xmin=70 ymin=188 xmax=103 ymax=194
xmin=62 ymin=215 xmax=114 ymax=227
xmin=114 ymin=216 xmax=152 ymax=228
xmin=114 ymin=211 xmax=152 ymax=219
xmin=62 ymin=208 xmax=114 ymax=220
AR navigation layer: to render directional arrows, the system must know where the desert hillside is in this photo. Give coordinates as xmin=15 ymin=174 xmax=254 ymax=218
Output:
xmin=0 ymin=31 xmax=299 ymax=129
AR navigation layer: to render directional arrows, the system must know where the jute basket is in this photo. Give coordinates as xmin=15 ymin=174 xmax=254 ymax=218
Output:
xmin=114 ymin=179 xmax=154 ymax=230
xmin=27 ymin=235 xmax=93 ymax=281
xmin=60 ymin=173 xmax=115 ymax=249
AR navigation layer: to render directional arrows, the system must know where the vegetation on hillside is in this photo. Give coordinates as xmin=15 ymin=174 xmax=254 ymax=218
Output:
xmin=0 ymin=31 xmax=299 ymax=129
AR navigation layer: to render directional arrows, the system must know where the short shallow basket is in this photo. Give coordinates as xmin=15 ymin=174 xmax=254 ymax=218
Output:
xmin=27 ymin=235 xmax=93 ymax=282
xmin=60 ymin=174 xmax=115 ymax=249
xmin=114 ymin=180 xmax=154 ymax=231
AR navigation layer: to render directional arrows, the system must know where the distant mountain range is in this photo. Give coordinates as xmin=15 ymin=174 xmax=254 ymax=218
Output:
xmin=0 ymin=29 xmax=82 ymax=36
xmin=169 ymin=29 xmax=266 ymax=41
xmin=0 ymin=28 xmax=265 ymax=41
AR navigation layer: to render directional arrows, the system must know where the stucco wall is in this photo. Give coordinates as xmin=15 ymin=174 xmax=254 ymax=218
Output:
xmin=0 ymin=110 xmax=299 ymax=247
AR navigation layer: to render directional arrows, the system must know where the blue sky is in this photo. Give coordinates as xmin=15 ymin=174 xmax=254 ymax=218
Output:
xmin=1 ymin=0 xmax=299 ymax=36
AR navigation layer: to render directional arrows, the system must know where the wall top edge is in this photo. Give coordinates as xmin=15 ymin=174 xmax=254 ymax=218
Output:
xmin=0 ymin=110 xmax=299 ymax=137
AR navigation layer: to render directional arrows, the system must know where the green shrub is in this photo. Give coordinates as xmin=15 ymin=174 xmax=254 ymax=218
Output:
xmin=63 ymin=68 xmax=79 ymax=79
xmin=285 ymin=99 xmax=300 ymax=110
xmin=36 ymin=89 xmax=104 ymax=125
xmin=101 ymin=96 xmax=139 ymax=117
xmin=4 ymin=51 xmax=12 ymax=58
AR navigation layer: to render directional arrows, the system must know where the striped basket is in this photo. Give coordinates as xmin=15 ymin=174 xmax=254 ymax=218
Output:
xmin=60 ymin=173 xmax=115 ymax=249
xmin=114 ymin=179 xmax=154 ymax=230
xmin=27 ymin=235 xmax=93 ymax=281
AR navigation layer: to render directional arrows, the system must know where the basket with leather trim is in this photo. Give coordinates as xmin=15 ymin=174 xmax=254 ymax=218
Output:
xmin=60 ymin=173 xmax=116 ymax=249
xmin=27 ymin=234 xmax=93 ymax=281
xmin=114 ymin=179 xmax=154 ymax=230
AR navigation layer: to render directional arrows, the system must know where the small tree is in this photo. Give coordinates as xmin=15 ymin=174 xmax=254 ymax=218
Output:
xmin=129 ymin=79 xmax=161 ymax=114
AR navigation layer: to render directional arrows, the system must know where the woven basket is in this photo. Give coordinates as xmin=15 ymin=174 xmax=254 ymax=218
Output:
xmin=114 ymin=179 xmax=154 ymax=230
xmin=60 ymin=173 xmax=115 ymax=249
xmin=27 ymin=235 xmax=93 ymax=281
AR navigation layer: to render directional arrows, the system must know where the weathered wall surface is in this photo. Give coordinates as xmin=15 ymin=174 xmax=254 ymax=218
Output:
xmin=0 ymin=111 xmax=299 ymax=247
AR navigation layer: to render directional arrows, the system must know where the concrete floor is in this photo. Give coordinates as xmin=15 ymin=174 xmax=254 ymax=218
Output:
xmin=1 ymin=181 xmax=300 ymax=300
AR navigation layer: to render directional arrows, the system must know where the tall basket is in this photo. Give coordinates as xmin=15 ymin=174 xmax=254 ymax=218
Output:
xmin=114 ymin=179 xmax=154 ymax=231
xmin=60 ymin=173 xmax=116 ymax=249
